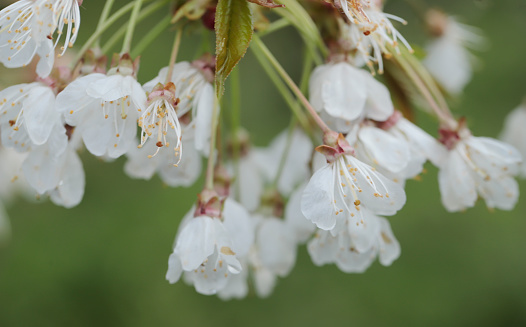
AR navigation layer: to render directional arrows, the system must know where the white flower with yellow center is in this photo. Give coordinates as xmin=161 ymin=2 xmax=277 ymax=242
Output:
xmin=143 ymin=60 xmax=215 ymax=155
xmin=0 ymin=81 xmax=61 ymax=152
xmin=56 ymin=56 xmax=146 ymax=159
xmin=0 ymin=0 xmax=82 ymax=77
xmin=338 ymin=0 xmax=412 ymax=73
xmin=166 ymin=196 xmax=254 ymax=295
xmin=308 ymin=209 xmax=400 ymax=273
xmin=438 ymin=126 xmax=522 ymax=212
xmin=301 ymin=133 xmax=406 ymax=231
xmin=138 ymin=82 xmax=183 ymax=166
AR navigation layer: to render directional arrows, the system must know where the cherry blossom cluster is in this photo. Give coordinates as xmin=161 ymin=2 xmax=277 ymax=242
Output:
xmin=0 ymin=0 xmax=524 ymax=298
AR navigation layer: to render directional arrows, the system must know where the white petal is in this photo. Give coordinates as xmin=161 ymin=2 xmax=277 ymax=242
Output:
xmin=285 ymin=184 xmax=316 ymax=243
xmin=166 ymin=253 xmax=183 ymax=284
xmin=307 ymin=230 xmax=339 ymax=266
xmin=357 ymin=126 xmax=410 ymax=173
xmin=301 ymin=164 xmax=338 ymax=230
xmin=175 ymin=216 xmax=217 ymax=270
xmin=321 ymin=63 xmax=368 ymax=121
xmin=438 ymin=149 xmax=477 ymax=212
xmin=23 ymin=85 xmax=58 ymax=145
xmin=377 ymin=217 xmax=401 ymax=266
xmin=257 ymin=217 xmax=296 ymax=277
xmin=362 ymin=71 xmax=394 ymax=121
xmin=194 ymin=83 xmax=214 ymax=154
xmin=222 ymin=198 xmax=254 ymax=257
xmin=50 ymin=149 xmax=85 ymax=208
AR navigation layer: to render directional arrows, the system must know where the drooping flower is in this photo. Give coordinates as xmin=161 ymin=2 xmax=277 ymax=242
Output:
xmin=124 ymin=128 xmax=202 ymax=187
xmin=143 ymin=58 xmax=215 ymax=155
xmin=253 ymin=128 xmax=313 ymax=196
xmin=56 ymin=54 xmax=146 ymax=158
xmin=301 ymin=132 xmax=406 ymax=231
xmin=308 ymin=209 xmax=400 ymax=273
xmin=138 ymin=82 xmax=183 ymax=166
xmin=438 ymin=125 xmax=522 ymax=212
xmin=309 ymin=61 xmax=393 ymax=133
xmin=348 ymin=111 xmax=446 ymax=184
xmin=166 ymin=194 xmax=254 ymax=295
xmin=423 ymin=10 xmax=484 ymax=94
xmin=0 ymin=81 xmax=62 ymax=152
xmin=21 ymin=123 xmax=84 ymax=208
xmin=500 ymin=103 xmax=526 ymax=178
xmin=336 ymin=0 xmax=412 ymax=73
xmin=0 ymin=0 xmax=82 ymax=77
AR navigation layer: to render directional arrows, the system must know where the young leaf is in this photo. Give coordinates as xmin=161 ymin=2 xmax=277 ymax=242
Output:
xmin=215 ymin=0 xmax=254 ymax=97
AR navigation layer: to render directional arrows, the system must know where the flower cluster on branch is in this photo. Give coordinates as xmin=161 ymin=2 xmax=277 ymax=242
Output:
xmin=0 ymin=0 xmax=523 ymax=299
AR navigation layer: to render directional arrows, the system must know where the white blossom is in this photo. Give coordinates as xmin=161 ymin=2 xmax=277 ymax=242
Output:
xmin=0 ymin=82 xmax=61 ymax=152
xmin=423 ymin=11 xmax=484 ymax=94
xmin=309 ymin=61 xmax=393 ymax=133
xmin=308 ymin=209 xmax=400 ymax=273
xmin=253 ymin=128 xmax=313 ymax=196
xmin=56 ymin=70 xmax=146 ymax=158
xmin=301 ymin=136 xmax=406 ymax=231
xmin=337 ymin=0 xmax=412 ymax=72
xmin=138 ymin=82 xmax=183 ymax=166
xmin=0 ymin=0 xmax=81 ymax=77
xmin=124 ymin=129 xmax=201 ymax=187
xmin=500 ymin=104 xmax=526 ymax=178
xmin=438 ymin=130 xmax=522 ymax=212
xmin=348 ymin=112 xmax=446 ymax=184
xmin=143 ymin=61 xmax=215 ymax=155
xmin=166 ymin=198 xmax=254 ymax=295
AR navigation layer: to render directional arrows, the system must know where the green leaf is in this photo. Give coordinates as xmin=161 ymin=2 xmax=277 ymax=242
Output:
xmin=215 ymin=0 xmax=254 ymax=97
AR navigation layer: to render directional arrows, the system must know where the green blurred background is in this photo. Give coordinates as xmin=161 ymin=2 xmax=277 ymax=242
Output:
xmin=1 ymin=0 xmax=526 ymax=326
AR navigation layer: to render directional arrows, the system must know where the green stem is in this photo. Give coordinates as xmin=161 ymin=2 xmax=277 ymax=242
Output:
xmin=394 ymin=52 xmax=456 ymax=128
xmin=131 ymin=15 xmax=171 ymax=58
xmin=165 ymin=27 xmax=183 ymax=84
xmin=252 ymin=34 xmax=331 ymax=134
xmin=257 ymin=18 xmax=291 ymax=37
xmin=205 ymin=94 xmax=221 ymax=190
xmin=72 ymin=1 xmax=137 ymax=65
xmin=271 ymin=118 xmax=297 ymax=189
xmin=94 ymin=0 xmax=115 ymax=47
xmin=250 ymin=43 xmax=311 ymax=137
xmin=121 ymin=0 xmax=144 ymax=54
xmin=103 ymin=0 xmax=170 ymax=54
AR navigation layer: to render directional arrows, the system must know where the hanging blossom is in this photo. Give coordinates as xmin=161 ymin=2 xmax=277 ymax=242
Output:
xmin=20 ymin=123 xmax=85 ymax=208
xmin=423 ymin=9 xmax=485 ymax=94
xmin=336 ymin=0 xmax=412 ymax=73
xmin=308 ymin=208 xmax=400 ymax=273
xmin=218 ymin=187 xmax=316 ymax=300
xmin=301 ymin=132 xmax=406 ymax=232
xmin=0 ymin=71 xmax=66 ymax=153
xmin=166 ymin=192 xmax=254 ymax=295
xmin=254 ymin=128 xmax=313 ymax=196
xmin=124 ymin=127 xmax=202 ymax=187
xmin=438 ymin=122 xmax=522 ymax=212
xmin=348 ymin=111 xmax=446 ymax=184
xmin=56 ymin=54 xmax=146 ymax=159
xmin=309 ymin=61 xmax=393 ymax=133
xmin=138 ymin=82 xmax=183 ymax=166
xmin=143 ymin=57 xmax=216 ymax=155
xmin=0 ymin=0 xmax=82 ymax=77
xmin=500 ymin=103 xmax=526 ymax=178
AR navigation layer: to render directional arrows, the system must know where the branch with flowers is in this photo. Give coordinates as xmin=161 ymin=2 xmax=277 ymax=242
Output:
xmin=0 ymin=0 xmax=524 ymax=299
